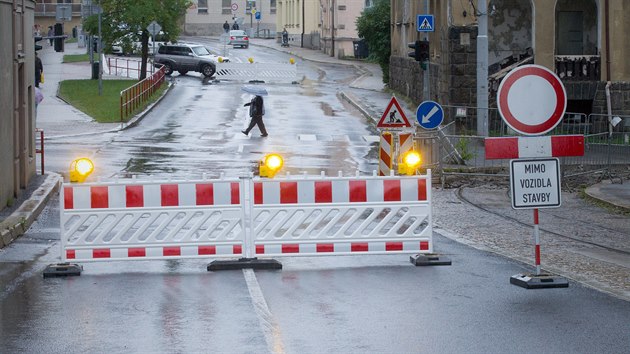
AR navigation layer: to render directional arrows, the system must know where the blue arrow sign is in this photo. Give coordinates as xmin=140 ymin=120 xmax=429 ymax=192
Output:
xmin=417 ymin=15 xmax=434 ymax=32
xmin=416 ymin=100 xmax=444 ymax=129
xmin=255 ymin=11 xmax=261 ymax=20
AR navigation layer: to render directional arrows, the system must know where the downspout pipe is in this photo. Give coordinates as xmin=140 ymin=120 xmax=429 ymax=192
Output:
xmin=300 ymin=0 xmax=306 ymax=48
xmin=605 ymin=0 xmax=611 ymax=81
xmin=331 ymin=0 xmax=335 ymax=57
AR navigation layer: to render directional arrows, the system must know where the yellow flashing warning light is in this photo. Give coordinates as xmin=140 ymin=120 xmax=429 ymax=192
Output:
xmin=70 ymin=157 xmax=94 ymax=183
xmin=259 ymin=153 xmax=284 ymax=178
xmin=289 ymin=58 xmax=295 ymax=65
xmin=218 ymin=57 xmax=224 ymax=63
xmin=248 ymin=57 xmax=254 ymax=63
xmin=398 ymin=151 xmax=421 ymax=176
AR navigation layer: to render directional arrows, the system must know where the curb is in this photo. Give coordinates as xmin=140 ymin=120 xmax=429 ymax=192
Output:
xmin=0 ymin=172 xmax=62 ymax=248
xmin=583 ymin=184 xmax=630 ymax=213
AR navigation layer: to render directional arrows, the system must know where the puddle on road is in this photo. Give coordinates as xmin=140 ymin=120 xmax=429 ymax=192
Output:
xmin=320 ymin=102 xmax=335 ymax=116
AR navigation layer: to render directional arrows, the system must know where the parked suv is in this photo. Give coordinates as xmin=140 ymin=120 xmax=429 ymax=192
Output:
xmin=154 ymin=43 xmax=217 ymax=77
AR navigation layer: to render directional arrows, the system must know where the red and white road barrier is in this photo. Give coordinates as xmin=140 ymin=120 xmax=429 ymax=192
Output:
xmin=59 ymin=173 xmax=434 ymax=263
xmin=485 ymin=135 xmax=584 ymax=159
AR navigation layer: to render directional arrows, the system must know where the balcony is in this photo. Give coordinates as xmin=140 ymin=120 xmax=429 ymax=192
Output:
xmin=35 ymin=3 xmax=82 ymax=17
xmin=555 ymin=55 xmax=600 ymax=81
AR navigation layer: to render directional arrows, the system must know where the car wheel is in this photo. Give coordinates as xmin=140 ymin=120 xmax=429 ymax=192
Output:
xmin=162 ymin=63 xmax=173 ymax=76
xmin=201 ymin=64 xmax=215 ymax=78
xmin=178 ymin=70 xmax=188 ymax=76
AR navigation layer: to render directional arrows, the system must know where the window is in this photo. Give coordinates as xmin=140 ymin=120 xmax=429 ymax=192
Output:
xmin=365 ymin=0 xmax=374 ymax=8
xmin=198 ymin=0 xmax=208 ymax=14
xmin=222 ymin=0 xmax=231 ymax=14
xmin=270 ymin=0 xmax=276 ymax=13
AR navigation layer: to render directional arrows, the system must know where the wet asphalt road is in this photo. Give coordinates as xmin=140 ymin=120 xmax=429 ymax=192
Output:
xmin=3 ymin=44 xmax=630 ymax=353
xmin=2 ymin=194 xmax=629 ymax=353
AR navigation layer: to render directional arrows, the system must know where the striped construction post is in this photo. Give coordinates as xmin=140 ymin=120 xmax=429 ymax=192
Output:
xmin=379 ymin=131 xmax=393 ymax=176
xmin=398 ymin=132 xmax=415 ymax=169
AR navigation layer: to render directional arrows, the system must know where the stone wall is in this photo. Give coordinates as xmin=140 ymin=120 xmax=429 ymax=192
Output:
xmin=448 ymin=26 xmax=478 ymax=109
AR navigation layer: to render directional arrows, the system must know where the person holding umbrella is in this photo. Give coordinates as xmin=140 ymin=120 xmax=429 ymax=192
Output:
xmin=241 ymin=85 xmax=268 ymax=137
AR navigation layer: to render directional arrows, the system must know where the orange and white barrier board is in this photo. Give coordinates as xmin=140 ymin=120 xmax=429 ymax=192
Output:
xmin=379 ymin=132 xmax=393 ymax=176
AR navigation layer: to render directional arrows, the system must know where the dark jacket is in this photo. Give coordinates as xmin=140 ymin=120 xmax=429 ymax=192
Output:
xmin=244 ymin=96 xmax=264 ymax=117
xmin=35 ymin=55 xmax=43 ymax=86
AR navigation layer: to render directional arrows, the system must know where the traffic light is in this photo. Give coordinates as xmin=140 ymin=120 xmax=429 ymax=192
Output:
xmin=408 ymin=40 xmax=421 ymax=62
xmin=34 ymin=36 xmax=43 ymax=51
xmin=69 ymin=158 xmax=95 ymax=183
xmin=408 ymin=40 xmax=430 ymax=69
xmin=54 ymin=23 xmax=64 ymax=52
xmin=397 ymin=151 xmax=422 ymax=176
xmin=259 ymin=153 xmax=284 ymax=178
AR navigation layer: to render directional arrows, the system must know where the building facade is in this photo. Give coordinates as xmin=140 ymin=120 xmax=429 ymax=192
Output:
xmin=34 ymin=0 xmax=83 ymax=37
xmin=390 ymin=0 xmax=630 ymax=121
xmin=318 ymin=0 xmax=367 ymax=57
xmin=0 ymin=0 xmax=37 ymax=211
xmin=275 ymin=0 xmax=320 ymax=49
xmin=184 ymin=0 xmax=278 ymax=37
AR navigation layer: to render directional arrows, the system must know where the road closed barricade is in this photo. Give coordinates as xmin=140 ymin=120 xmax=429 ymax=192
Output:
xmin=52 ymin=171 xmax=440 ymax=274
xmin=215 ymin=62 xmax=298 ymax=83
xmin=60 ymin=177 xmax=244 ymax=262
xmin=246 ymin=172 xmax=432 ymax=257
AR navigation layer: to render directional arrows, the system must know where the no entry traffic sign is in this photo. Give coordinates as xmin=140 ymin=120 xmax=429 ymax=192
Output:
xmin=497 ymin=65 xmax=567 ymax=136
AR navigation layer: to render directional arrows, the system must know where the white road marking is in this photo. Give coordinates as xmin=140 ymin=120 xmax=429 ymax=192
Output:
xmin=243 ymin=269 xmax=285 ymax=353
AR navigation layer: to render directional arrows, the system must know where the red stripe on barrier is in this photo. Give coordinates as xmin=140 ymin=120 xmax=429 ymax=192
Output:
xmin=385 ymin=242 xmax=403 ymax=251
xmin=420 ymin=241 xmax=429 ymax=251
xmin=380 ymin=148 xmax=391 ymax=167
xmin=128 ymin=248 xmax=146 ymax=257
xmin=231 ymin=182 xmax=240 ymax=204
xmin=280 ymin=182 xmax=298 ymax=204
xmin=93 ymin=248 xmax=111 ymax=258
xmin=163 ymin=247 xmax=181 ymax=256
xmin=485 ymin=137 xmax=518 ymax=159
xmin=535 ymin=244 xmax=541 ymax=265
xmin=418 ymin=179 xmax=427 ymax=201
xmin=351 ymin=243 xmax=369 ymax=252
xmin=91 ymin=186 xmax=109 ymax=208
xmin=196 ymin=183 xmax=214 ymax=205
xmin=66 ymin=249 xmax=75 ymax=259
xmin=317 ymin=243 xmax=334 ymax=252
xmin=282 ymin=244 xmax=299 ymax=253
xmin=349 ymin=180 xmax=367 ymax=202
xmin=233 ymin=245 xmax=242 ymax=254
xmin=254 ymin=182 xmax=263 ymax=205
xmin=126 ymin=185 xmax=144 ymax=207
xmin=256 ymin=244 xmax=265 ymax=254
xmin=315 ymin=181 xmax=333 ymax=203
xmin=161 ymin=184 xmax=179 ymax=206
xmin=64 ymin=187 xmax=74 ymax=209
xmin=198 ymin=245 xmax=216 ymax=255
xmin=551 ymin=135 xmax=584 ymax=157
xmin=383 ymin=180 xmax=401 ymax=201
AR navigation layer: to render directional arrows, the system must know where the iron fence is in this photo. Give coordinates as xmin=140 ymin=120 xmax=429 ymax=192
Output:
xmin=120 ymin=67 xmax=166 ymax=122
xmin=416 ymin=105 xmax=630 ymax=184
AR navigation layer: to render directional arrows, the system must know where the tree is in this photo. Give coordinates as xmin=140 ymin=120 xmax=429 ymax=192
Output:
xmin=355 ymin=0 xmax=391 ymax=83
xmin=83 ymin=0 xmax=191 ymax=80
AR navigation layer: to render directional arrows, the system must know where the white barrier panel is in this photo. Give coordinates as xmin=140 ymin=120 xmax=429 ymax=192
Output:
xmin=245 ymin=171 xmax=432 ymax=257
xmin=215 ymin=62 xmax=298 ymax=82
xmin=60 ymin=178 xmax=245 ymax=262
xmin=59 ymin=172 xmax=433 ymax=263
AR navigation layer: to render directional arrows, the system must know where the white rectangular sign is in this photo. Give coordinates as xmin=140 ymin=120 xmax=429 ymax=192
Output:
xmin=510 ymin=158 xmax=561 ymax=209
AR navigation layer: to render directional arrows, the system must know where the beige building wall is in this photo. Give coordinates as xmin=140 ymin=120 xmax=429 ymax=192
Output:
xmin=276 ymin=0 xmax=320 ymax=49
xmin=1 ymin=0 xmax=37 ymax=211
xmin=184 ymin=0 xmax=277 ymax=36
xmin=319 ymin=0 xmax=365 ymax=58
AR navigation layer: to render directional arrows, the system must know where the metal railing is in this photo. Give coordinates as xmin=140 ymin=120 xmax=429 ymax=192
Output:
xmin=107 ymin=57 xmax=157 ymax=79
xmin=35 ymin=128 xmax=44 ymax=175
xmin=119 ymin=67 xmax=166 ymax=122
xmin=420 ymin=105 xmax=630 ymax=183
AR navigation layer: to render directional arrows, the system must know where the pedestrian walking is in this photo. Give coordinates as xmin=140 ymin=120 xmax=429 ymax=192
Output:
xmin=232 ymin=22 xmax=239 ymax=30
xmin=34 ymin=52 xmax=43 ymax=88
xmin=242 ymin=95 xmax=268 ymax=137
xmin=47 ymin=26 xmax=54 ymax=45
xmin=223 ymin=21 xmax=230 ymax=33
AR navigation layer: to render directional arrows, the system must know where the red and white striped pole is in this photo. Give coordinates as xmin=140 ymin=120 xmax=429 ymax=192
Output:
xmin=533 ymin=208 xmax=541 ymax=275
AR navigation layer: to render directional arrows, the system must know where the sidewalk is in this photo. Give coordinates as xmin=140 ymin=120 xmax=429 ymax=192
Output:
xmin=1 ymin=37 xmax=628 ymax=249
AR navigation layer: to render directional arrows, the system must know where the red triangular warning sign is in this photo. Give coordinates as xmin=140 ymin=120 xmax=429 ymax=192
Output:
xmin=377 ymin=97 xmax=412 ymax=129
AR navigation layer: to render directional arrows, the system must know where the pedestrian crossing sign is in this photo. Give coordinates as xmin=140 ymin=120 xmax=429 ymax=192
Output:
xmin=417 ymin=15 xmax=434 ymax=32
xmin=377 ymin=97 xmax=412 ymax=129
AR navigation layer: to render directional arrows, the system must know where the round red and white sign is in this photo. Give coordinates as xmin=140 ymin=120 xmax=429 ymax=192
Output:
xmin=497 ymin=64 xmax=567 ymax=136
